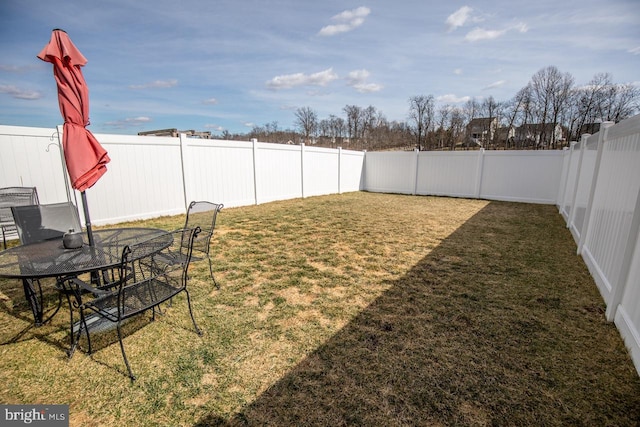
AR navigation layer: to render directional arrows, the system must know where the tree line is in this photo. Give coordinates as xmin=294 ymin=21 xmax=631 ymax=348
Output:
xmin=218 ymin=66 xmax=639 ymax=151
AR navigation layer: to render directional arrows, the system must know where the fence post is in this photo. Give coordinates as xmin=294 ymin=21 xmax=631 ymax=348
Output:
xmin=559 ymin=142 xmax=577 ymax=216
xmin=252 ymin=138 xmax=258 ymax=205
xmin=474 ymin=148 xmax=485 ymax=198
xmin=568 ymin=134 xmax=589 ymax=230
xmin=413 ymin=148 xmax=419 ymax=195
xmin=362 ymin=150 xmax=367 ymax=191
xmin=300 ymin=143 xmax=306 ymax=199
xmin=578 ymin=122 xmax=614 ymax=254
xmin=179 ymin=133 xmax=188 ymax=210
xmin=557 ymin=145 xmax=572 ymax=212
xmin=338 ymin=147 xmax=342 ymax=194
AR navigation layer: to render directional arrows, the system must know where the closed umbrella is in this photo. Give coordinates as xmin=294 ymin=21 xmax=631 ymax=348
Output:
xmin=37 ymin=29 xmax=110 ymax=246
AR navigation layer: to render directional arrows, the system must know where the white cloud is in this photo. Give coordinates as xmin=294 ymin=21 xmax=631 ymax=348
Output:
xmin=205 ymin=124 xmax=224 ymax=131
xmin=319 ymin=6 xmax=371 ymax=36
xmin=629 ymin=46 xmax=640 ymax=55
xmin=129 ymin=79 xmax=178 ymax=89
xmin=0 ymin=85 xmax=41 ymax=100
xmin=465 ymin=28 xmax=506 ymax=41
xmin=513 ymin=22 xmax=528 ymax=33
xmin=202 ymin=98 xmax=218 ymax=105
xmin=465 ymin=21 xmax=528 ymax=42
xmin=105 ymin=116 xmax=152 ymax=129
xmin=345 ymin=69 xmax=383 ymax=93
xmin=484 ymin=80 xmax=506 ymax=90
xmin=454 ymin=68 xmax=463 ymax=75
xmin=266 ymin=68 xmax=339 ymax=89
xmin=436 ymin=94 xmax=471 ymax=104
xmin=446 ymin=6 xmax=473 ymax=32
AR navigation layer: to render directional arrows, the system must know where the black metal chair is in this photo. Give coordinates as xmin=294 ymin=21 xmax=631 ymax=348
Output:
xmin=0 ymin=187 xmax=39 ymax=249
xmin=182 ymin=201 xmax=223 ymax=288
xmin=11 ymin=202 xmax=81 ymax=244
xmin=60 ymin=227 xmax=203 ymax=381
xmin=10 ymin=202 xmax=82 ymax=325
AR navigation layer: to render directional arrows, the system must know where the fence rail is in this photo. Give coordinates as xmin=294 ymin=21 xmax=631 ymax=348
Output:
xmin=1 ymin=115 xmax=639 ymax=376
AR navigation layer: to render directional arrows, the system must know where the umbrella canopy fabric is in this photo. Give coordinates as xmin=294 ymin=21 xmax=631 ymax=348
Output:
xmin=37 ymin=29 xmax=110 ymax=192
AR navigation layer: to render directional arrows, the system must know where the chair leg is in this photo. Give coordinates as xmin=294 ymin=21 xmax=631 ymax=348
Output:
xmin=184 ymin=289 xmax=202 ymax=336
xmin=117 ymin=323 xmax=136 ymax=381
xmin=61 ymin=281 xmax=92 ymax=357
xmin=207 ymin=256 xmax=219 ymax=289
xmin=64 ymin=292 xmax=83 ymax=358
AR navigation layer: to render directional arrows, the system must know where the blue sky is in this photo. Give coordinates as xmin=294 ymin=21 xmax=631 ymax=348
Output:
xmin=0 ymin=0 xmax=638 ymax=135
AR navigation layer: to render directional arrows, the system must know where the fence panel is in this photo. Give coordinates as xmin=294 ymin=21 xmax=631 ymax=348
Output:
xmin=416 ymin=151 xmax=479 ymax=198
xmin=255 ymin=142 xmax=302 ymax=204
xmin=568 ymin=135 xmax=599 ymax=242
xmin=616 ymin=224 xmax=640 ymax=376
xmin=183 ymin=138 xmax=256 ymax=208
xmin=339 ymin=149 xmax=365 ymax=192
xmin=480 ymin=150 xmax=564 ymax=204
xmin=0 ymin=126 xmax=70 ymax=204
xmin=90 ymin=133 xmax=185 ymax=224
xmin=364 ymin=151 xmax=417 ymax=194
xmin=304 ymin=146 xmax=339 ymax=197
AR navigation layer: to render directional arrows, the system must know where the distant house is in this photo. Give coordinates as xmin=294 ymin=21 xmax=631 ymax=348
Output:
xmin=138 ymin=128 xmax=213 ymax=139
xmin=466 ymin=117 xmax=498 ymax=147
xmin=515 ymin=123 xmax=563 ymax=148
xmin=579 ymin=122 xmax=602 ymax=136
xmin=496 ymin=126 xmax=516 ymax=147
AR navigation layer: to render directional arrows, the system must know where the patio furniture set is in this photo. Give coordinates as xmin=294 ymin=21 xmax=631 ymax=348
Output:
xmin=0 ymin=188 xmax=223 ymax=380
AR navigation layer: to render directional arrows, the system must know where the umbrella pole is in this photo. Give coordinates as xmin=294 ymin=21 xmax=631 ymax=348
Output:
xmin=80 ymin=191 xmax=95 ymax=247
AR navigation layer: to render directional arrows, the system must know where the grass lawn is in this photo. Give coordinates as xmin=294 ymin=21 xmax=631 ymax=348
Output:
xmin=1 ymin=192 xmax=639 ymax=426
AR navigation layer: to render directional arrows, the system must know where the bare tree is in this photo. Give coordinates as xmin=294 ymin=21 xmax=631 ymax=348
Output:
xmin=449 ymin=107 xmax=466 ymax=150
xmin=480 ymin=96 xmax=502 ymax=148
xmin=295 ymin=107 xmax=318 ymax=144
xmin=504 ymin=86 xmax=531 ymax=148
xmin=408 ymin=95 xmax=434 ymax=150
xmin=572 ymin=73 xmax=611 ymax=140
xmin=435 ymin=105 xmax=451 ymax=150
xmin=599 ymin=82 xmax=640 ymax=123
xmin=343 ymin=105 xmax=362 ymax=143
xmin=361 ymin=105 xmax=379 ymax=149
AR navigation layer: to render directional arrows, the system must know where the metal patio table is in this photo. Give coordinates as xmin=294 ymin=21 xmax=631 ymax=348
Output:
xmin=0 ymin=227 xmax=169 ymax=325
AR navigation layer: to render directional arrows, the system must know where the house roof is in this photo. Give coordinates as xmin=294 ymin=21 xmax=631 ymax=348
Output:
xmin=467 ymin=117 xmax=496 ymax=128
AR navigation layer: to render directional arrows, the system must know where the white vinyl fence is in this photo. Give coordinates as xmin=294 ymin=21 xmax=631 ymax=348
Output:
xmin=558 ymin=117 xmax=640 ymax=374
xmin=1 ymin=116 xmax=640 ymax=376
xmin=0 ymin=125 xmax=365 ymax=225
xmin=364 ymin=148 xmax=565 ymax=204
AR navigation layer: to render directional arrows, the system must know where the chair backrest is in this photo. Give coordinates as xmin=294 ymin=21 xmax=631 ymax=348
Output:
xmin=0 ymin=187 xmax=39 ymax=224
xmin=11 ymin=202 xmax=82 ymax=245
xmin=183 ymin=201 xmax=223 ymax=255
xmin=117 ymin=227 xmax=201 ymax=314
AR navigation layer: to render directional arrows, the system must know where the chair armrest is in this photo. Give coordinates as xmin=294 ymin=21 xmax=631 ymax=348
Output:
xmin=69 ymin=277 xmax=110 ymax=297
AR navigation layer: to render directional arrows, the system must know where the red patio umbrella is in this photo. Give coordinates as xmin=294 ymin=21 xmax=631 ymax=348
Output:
xmin=37 ymin=29 xmax=110 ymax=246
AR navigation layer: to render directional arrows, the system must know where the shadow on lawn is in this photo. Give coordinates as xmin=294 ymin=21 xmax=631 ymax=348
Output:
xmin=196 ymin=201 xmax=640 ymax=426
